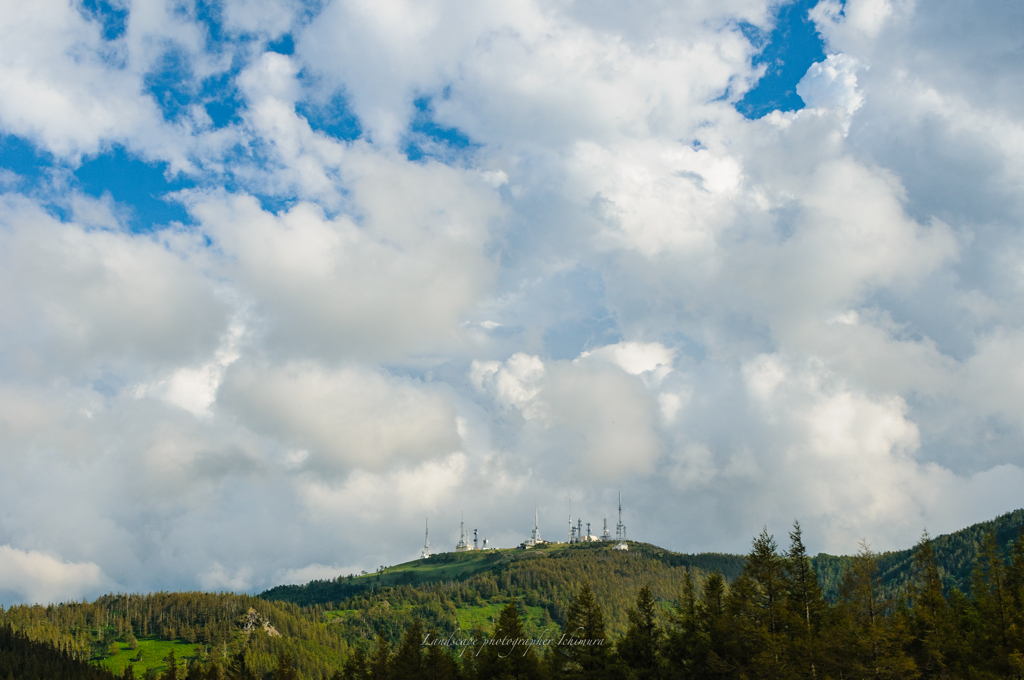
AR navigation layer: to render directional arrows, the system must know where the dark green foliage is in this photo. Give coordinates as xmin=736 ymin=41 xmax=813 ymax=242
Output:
xmin=551 ymin=581 xmax=611 ymax=679
xmin=617 ymin=585 xmax=661 ymax=678
xmin=0 ymin=623 xmax=118 ymax=680
xmin=475 ymin=599 xmax=542 ymax=680
xmin=390 ymin=619 xmax=424 ymax=680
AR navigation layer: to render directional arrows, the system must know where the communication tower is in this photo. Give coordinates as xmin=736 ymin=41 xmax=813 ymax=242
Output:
xmin=421 ymin=518 xmax=431 ymax=559
xmin=455 ymin=511 xmax=471 ymax=552
xmin=614 ymin=492 xmax=628 ymax=550
xmin=568 ymin=495 xmax=573 ymax=543
xmin=602 ymin=517 xmax=611 ymax=541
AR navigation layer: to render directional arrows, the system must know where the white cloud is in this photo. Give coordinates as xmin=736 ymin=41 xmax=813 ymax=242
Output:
xmin=797 ymin=53 xmax=864 ymax=116
xmin=1 ymin=0 xmax=1023 ymax=602
xmin=0 ymin=545 xmax=105 ymax=605
xmin=219 ymin=360 xmax=461 ymax=474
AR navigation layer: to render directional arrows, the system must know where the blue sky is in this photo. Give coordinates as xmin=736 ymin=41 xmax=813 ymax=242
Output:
xmin=1 ymin=0 xmax=1023 ymax=605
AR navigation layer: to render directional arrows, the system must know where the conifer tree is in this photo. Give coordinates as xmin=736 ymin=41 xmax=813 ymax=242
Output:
xmin=837 ymin=541 xmax=917 ymax=679
xmin=558 ymin=582 xmax=610 ymax=678
xmin=476 ymin=599 xmax=542 ymax=680
xmin=341 ymin=646 xmax=368 ymax=680
xmin=970 ymin=529 xmax=1013 ymax=675
xmin=618 ymin=584 xmax=661 ymax=679
xmin=184 ymin=661 xmax=203 ymax=680
xmin=786 ymin=521 xmax=823 ymax=679
xmin=368 ymin=633 xmax=391 ymax=680
xmin=735 ymin=527 xmax=790 ymax=677
xmin=162 ymin=649 xmax=178 ymax=680
xmin=663 ymin=571 xmax=704 ymax=679
xmin=422 ymin=629 xmax=458 ymax=680
xmin=390 ymin=618 xmax=424 ymax=680
xmin=909 ymin=531 xmax=950 ymax=678
xmin=272 ymin=652 xmax=298 ymax=680
xmin=225 ymin=652 xmax=255 ymax=680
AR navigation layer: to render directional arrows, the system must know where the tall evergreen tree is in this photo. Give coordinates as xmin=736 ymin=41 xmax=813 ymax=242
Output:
xmin=422 ymin=629 xmax=458 ymax=680
xmin=558 ymin=582 xmax=610 ymax=678
xmin=618 ymin=584 xmax=662 ymax=679
xmin=476 ymin=599 xmax=542 ymax=680
xmin=663 ymin=571 xmax=705 ymax=680
xmin=969 ymin=529 xmax=1013 ymax=675
xmin=341 ymin=646 xmax=368 ymax=680
xmin=391 ymin=618 xmax=424 ymax=680
xmin=368 ymin=632 xmax=392 ymax=680
xmin=837 ymin=542 xmax=917 ymax=679
xmin=272 ymin=652 xmax=298 ymax=680
xmin=731 ymin=527 xmax=790 ymax=678
xmin=786 ymin=521 xmax=823 ymax=679
xmin=908 ymin=531 xmax=951 ymax=678
xmin=225 ymin=652 xmax=255 ymax=680
xmin=162 ymin=649 xmax=179 ymax=680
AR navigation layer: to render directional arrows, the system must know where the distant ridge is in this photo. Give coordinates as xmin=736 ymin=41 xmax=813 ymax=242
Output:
xmin=261 ymin=508 xmax=1024 ymax=605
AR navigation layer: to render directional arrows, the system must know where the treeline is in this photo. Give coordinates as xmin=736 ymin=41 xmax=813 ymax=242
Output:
xmin=0 ymin=623 xmax=118 ymax=680
xmin=810 ymin=508 xmax=1024 ymax=602
xmin=313 ymin=546 xmax=725 ymax=640
xmin=0 ymin=593 xmax=352 ymax=680
xmin=335 ymin=521 xmax=1024 ymax=679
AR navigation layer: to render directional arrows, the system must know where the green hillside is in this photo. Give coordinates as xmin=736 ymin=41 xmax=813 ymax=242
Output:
xmin=263 ymin=508 xmax=1024 ymax=608
xmin=1 ymin=508 xmax=1022 ymax=680
xmin=262 ymin=540 xmax=746 ymax=610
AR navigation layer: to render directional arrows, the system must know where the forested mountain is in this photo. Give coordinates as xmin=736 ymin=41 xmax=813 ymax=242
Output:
xmin=264 ymin=508 xmax=1024 ymax=607
xmin=1 ymin=509 xmax=1022 ymax=679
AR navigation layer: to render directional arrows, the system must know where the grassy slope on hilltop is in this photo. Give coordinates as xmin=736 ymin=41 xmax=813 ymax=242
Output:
xmin=264 ymin=508 xmax=1024 ymax=611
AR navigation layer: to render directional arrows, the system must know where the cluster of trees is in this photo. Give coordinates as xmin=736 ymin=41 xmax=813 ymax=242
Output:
xmin=0 ymin=594 xmax=351 ymax=680
xmin=316 ymin=546 xmax=730 ymax=642
xmin=4 ymin=513 xmax=1024 ymax=679
xmin=333 ymin=522 xmax=1024 ymax=679
xmin=0 ymin=623 xmax=117 ymax=680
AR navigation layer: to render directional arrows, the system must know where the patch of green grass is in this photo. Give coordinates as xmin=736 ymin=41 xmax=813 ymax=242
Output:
xmin=99 ymin=637 xmax=201 ymax=677
xmin=454 ymin=602 xmax=558 ymax=638
xmin=323 ymin=609 xmax=359 ymax=623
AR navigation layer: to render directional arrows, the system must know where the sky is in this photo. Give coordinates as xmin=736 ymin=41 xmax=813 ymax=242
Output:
xmin=1 ymin=0 xmax=1023 ymax=606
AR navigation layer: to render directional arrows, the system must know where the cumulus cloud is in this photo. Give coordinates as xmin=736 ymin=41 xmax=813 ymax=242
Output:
xmin=219 ymin=360 xmax=461 ymax=474
xmin=1 ymin=0 xmax=1023 ymax=603
xmin=0 ymin=545 xmax=106 ymax=605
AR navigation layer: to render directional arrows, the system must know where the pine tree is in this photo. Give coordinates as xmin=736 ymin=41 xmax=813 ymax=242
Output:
xmin=368 ymin=632 xmax=391 ymax=680
xmin=663 ymin=571 xmax=704 ymax=680
xmin=786 ymin=521 xmax=823 ymax=679
xmin=225 ymin=652 xmax=255 ymax=680
xmin=969 ymin=529 xmax=1013 ymax=675
xmin=558 ymin=582 xmax=610 ymax=678
xmin=163 ymin=649 xmax=179 ymax=680
xmin=422 ymin=629 xmax=458 ymax=680
xmin=341 ymin=646 xmax=368 ymax=680
xmin=618 ymin=584 xmax=661 ymax=679
xmin=272 ymin=652 xmax=298 ymax=680
xmin=476 ymin=599 xmax=542 ymax=680
xmin=737 ymin=527 xmax=790 ymax=677
xmin=390 ymin=619 xmax=424 ymax=680
xmin=909 ymin=531 xmax=950 ymax=678
xmin=837 ymin=541 xmax=917 ymax=679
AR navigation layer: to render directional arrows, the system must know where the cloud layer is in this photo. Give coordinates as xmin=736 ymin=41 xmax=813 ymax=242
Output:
xmin=1 ymin=0 xmax=1023 ymax=604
